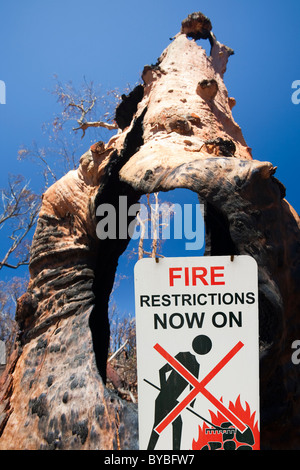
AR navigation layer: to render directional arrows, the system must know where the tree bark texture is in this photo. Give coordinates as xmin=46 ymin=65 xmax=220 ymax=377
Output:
xmin=0 ymin=12 xmax=299 ymax=450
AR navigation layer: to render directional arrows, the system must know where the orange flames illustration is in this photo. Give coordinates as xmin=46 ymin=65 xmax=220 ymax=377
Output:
xmin=192 ymin=395 xmax=260 ymax=450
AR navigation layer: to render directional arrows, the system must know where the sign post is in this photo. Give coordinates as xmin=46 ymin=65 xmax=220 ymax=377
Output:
xmin=134 ymin=256 xmax=260 ymax=450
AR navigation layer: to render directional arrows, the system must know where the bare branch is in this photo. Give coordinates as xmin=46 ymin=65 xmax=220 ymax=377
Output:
xmin=18 ymin=78 xmax=121 ymax=186
xmin=18 ymin=143 xmax=58 ymax=185
xmin=134 ymin=192 xmax=170 ymax=260
xmin=0 ymin=175 xmax=41 ymax=270
xmin=52 ymin=77 xmax=119 ymax=140
xmin=108 ymin=340 xmax=129 ymax=362
xmin=0 ymin=276 xmax=28 ymax=342
xmin=73 ymin=120 xmax=118 ymax=139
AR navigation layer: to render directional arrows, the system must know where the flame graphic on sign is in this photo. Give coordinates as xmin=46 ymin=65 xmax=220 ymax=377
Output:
xmin=192 ymin=395 xmax=260 ymax=450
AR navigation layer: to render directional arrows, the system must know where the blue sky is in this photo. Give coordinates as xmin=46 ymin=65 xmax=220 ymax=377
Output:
xmin=0 ymin=0 xmax=299 ymax=316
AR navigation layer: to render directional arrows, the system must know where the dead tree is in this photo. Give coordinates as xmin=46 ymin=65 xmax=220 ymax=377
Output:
xmin=0 ymin=12 xmax=299 ymax=450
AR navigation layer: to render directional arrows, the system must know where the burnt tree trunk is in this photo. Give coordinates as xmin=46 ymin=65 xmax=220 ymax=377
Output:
xmin=0 ymin=12 xmax=299 ymax=450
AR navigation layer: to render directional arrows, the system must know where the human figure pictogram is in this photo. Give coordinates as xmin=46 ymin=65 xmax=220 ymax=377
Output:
xmin=147 ymin=334 xmax=212 ymax=450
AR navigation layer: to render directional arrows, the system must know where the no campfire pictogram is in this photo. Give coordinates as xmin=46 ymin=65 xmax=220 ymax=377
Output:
xmin=134 ymin=256 xmax=260 ymax=450
xmin=152 ymin=341 xmax=247 ymax=435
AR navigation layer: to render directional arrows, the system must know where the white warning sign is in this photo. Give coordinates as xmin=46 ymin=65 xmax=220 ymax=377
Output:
xmin=134 ymin=255 xmax=260 ymax=450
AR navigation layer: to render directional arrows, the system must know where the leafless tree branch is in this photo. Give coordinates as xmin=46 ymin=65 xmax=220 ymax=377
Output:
xmin=53 ymin=77 xmax=119 ymax=138
xmin=0 ymin=175 xmax=41 ymax=270
xmin=73 ymin=120 xmax=118 ymax=139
